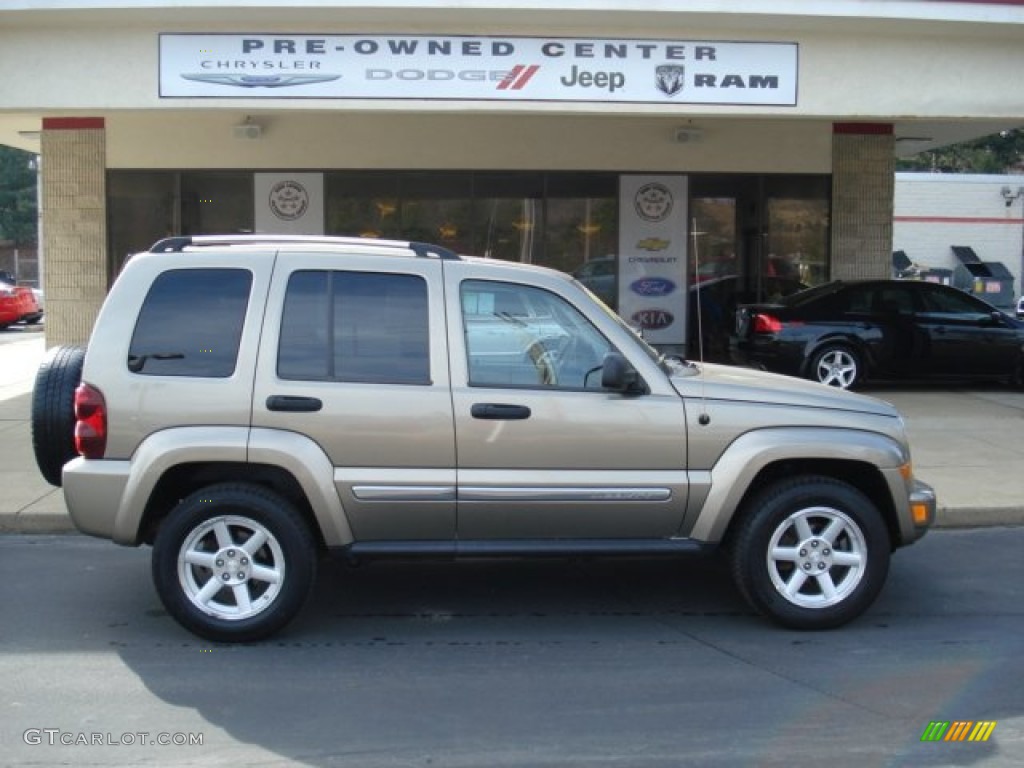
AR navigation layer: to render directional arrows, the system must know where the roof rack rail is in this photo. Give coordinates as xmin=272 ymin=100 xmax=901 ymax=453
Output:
xmin=148 ymin=234 xmax=460 ymax=260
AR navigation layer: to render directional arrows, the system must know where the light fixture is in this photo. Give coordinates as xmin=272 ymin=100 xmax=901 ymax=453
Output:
xmin=1000 ymin=186 xmax=1023 ymax=207
xmin=232 ymin=116 xmax=262 ymax=140
xmin=674 ymin=127 xmax=703 ymax=143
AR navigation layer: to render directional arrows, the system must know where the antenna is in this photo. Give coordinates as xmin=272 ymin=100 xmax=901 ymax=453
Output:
xmin=691 ymin=218 xmax=710 ymax=426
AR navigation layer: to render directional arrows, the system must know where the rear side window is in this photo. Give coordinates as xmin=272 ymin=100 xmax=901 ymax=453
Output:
xmin=278 ymin=270 xmax=430 ymax=385
xmin=128 ymin=268 xmax=252 ymax=377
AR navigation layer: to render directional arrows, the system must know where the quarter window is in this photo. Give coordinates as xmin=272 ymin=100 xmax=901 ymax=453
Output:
xmin=278 ymin=270 xmax=430 ymax=385
xmin=128 ymin=268 xmax=251 ymax=377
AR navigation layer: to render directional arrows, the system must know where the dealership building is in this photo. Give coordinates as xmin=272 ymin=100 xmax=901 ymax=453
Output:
xmin=1 ymin=0 xmax=1022 ymax=349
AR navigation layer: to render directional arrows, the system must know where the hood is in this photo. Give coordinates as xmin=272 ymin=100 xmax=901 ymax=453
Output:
xmin=668 ymin=362 xmax=899 ymax=418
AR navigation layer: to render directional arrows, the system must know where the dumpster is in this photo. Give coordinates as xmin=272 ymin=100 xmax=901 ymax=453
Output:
xmin=891 ymin=250 xmax=918 ymax=278
xmin=921 ymin=267 xmax=953 ymax=286
xmin=950 ymin=246 xmax=1015 ymax=309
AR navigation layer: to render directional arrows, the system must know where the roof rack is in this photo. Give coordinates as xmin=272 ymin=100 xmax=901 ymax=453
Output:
xmin=148 ymin=234 xmax=460 ymax=260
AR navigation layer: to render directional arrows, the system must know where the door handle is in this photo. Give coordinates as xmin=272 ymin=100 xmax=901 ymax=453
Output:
xmin=266 ymin=395 xmax=323 ymax=413
xmin=471 ymin=403 xmax=532 ymax=420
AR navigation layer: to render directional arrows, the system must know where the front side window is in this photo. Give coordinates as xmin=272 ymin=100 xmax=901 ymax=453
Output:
xmin=278 ymin=270 xmax=430 ymax=385
xmin=128 ymin=268 xmax=252 ymax=377
xmin=461 ymin=280 xmax=612 ymax=390
xmin=919 ymin=285 xmax=992 ymax=318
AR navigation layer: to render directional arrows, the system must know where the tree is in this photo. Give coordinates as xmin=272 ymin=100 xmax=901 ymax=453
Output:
xmin=0 ymin=146 xmax=39 ymax=245
xmin=896 ymin=128 xmax=1024 ymax=174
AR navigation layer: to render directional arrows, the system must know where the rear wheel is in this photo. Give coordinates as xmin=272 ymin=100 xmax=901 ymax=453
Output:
xmin=152 ymin=483 xmax=317 ymax=642
xmin=31 ymin=345 xmax=86 ymax=486
xmin=729 ymin=476 xmax=890 ymax=630
xmin=810 ymin=344 xmax=861 ymax=389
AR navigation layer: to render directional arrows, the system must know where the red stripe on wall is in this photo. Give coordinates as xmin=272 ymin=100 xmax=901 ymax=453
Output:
xmin=833 ymin=123 xmax=893 ymax=135
xmin=895 ymin=215 xmax=1024 ymax=224
xmin=42 ymin=117 xmax=105 ymax=130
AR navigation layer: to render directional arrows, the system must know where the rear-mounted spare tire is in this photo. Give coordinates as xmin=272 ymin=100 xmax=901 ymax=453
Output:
xmin=32 ymin=345 xmax=86 ymax=487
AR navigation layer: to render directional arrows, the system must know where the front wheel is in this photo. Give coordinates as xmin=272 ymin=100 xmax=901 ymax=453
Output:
xmin=729 ymin=476 xmax=890 ymax=630
xmin=809 ymin=344 xmax=861 ymax=389
xmin=152 ymin=484 xmax=316 ymax=642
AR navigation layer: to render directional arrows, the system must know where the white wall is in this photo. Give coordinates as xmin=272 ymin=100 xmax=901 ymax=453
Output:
xmin=893 ymin=173 xmax=1024 ymax=299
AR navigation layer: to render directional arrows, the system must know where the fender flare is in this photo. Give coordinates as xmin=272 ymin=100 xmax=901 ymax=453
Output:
xmin=110 ymin=427 xmax=354 ymax=546
xmin=683 ymin=427 xmax=908 ymax=543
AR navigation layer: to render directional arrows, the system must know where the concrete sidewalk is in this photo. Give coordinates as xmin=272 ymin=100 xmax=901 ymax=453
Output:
xmin=1 ymin=333 xmax=1023 ymax=534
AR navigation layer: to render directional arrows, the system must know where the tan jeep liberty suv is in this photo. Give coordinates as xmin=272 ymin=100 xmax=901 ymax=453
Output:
xmin=32 ymin=235 xmax=935 ymax=642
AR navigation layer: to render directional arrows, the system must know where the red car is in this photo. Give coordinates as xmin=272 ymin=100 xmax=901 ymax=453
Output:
xmin=0 ymin=273 xmax=42 ymax=328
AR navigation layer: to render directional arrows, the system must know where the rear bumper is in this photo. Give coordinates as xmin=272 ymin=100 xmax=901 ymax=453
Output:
xmin=730 ymin=336 xmax=803 ymax=375
xmin=62 ymin=458 xmax=132 ymax=542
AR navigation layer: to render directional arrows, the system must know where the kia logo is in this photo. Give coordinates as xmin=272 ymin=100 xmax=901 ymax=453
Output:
xmin=631 ymin=309 xmax=675 ymax=330
xmin=630 ymin=277 xmax=676 ymax=297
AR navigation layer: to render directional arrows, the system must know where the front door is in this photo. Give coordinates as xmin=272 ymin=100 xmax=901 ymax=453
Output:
xmin=445 ymin=262 xmax=689 ymax=540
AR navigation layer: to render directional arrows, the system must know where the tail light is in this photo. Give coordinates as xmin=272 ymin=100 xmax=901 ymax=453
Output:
xmin=74 ymin=383 xmax=107 ymax=459
xmin=752 ymin=313 xmax=783 ymax=334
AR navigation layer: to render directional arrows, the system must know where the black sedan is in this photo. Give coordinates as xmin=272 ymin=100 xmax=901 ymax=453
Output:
xmin=732 ymin=279 xmax=1024 ymax=389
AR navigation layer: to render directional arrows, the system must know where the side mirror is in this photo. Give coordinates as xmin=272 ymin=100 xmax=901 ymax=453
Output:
xmin=601 ymin=352 xmax=644 ymax=394
xmin=984 ymin=311 xmax=1005 ymax=327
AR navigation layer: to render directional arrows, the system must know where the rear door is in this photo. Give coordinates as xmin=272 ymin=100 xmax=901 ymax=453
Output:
xmin=252 ymin=250 xmax=455 ymax=541
xmin=445 ymin=261 xmax=689 ymax=541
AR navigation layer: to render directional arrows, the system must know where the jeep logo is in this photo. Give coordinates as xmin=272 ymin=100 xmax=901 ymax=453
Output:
xmin=631 ymin=309 xmax=675 ymax=330
xmin=630 ymin=278 xmax=676 ymax=297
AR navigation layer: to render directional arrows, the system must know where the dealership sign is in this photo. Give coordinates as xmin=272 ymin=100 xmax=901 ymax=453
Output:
xmin=159 ymin=34 xmax=798 ymax=105
xmin=618 ymin=175 xmax=688 ymax=346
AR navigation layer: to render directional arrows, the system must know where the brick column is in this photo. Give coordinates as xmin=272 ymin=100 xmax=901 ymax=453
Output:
xmin=40 ymin=117 xmax=108 ymax=347
xmin=830 ymin=123 xmax=895 ymax=280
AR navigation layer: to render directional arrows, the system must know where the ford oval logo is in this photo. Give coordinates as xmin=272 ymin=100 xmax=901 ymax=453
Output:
xmin=630 ymin=277 xmax=676 ymax=297
xmin=631 ymin=309 xmax=675 ymax=331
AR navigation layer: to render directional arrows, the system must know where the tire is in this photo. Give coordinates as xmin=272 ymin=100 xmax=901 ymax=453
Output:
xmin=729 ymin=475 xmax=890 ymax=630
xmin=152 ymin=483 xmax=317 ymax=643
xmin=1011 ymin=354 xmax=1024 ymax=390
xmin=809 ymin=344 xmax=861 ymax=389
xmin=31 ymin=345 xmax=86 ymax=487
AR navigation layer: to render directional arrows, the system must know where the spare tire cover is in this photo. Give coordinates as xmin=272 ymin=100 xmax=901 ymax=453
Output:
xmin=31 ymin=345 xmax=86 ymax=487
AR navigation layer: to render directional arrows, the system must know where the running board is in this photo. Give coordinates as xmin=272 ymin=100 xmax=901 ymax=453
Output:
xmin=338 ymin=538 xmax=710 ymax=561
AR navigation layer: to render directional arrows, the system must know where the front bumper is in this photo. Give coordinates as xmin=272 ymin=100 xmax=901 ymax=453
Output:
xmin=906 ymin=478 xmax=937 ymax=542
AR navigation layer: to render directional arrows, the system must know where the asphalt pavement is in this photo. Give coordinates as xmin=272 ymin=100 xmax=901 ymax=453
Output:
xmin=1 ymin=330 xmax=1023 ymax=533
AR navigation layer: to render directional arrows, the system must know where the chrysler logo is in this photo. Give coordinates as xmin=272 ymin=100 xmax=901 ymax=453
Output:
xmin=181 ymin=73 xmax=341 ymax=88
